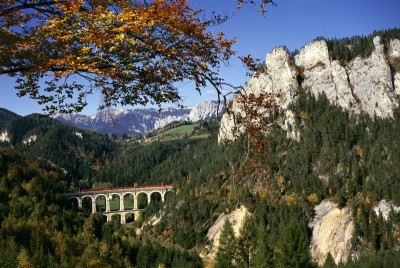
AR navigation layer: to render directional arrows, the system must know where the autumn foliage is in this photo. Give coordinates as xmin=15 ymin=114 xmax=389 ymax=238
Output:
xmin=227 ymin=91 xmax=279 ymax=182
xmin=0 ymin=0 xmax=275 ymax=114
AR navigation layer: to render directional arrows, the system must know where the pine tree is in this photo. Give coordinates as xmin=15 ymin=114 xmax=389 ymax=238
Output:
xmin=136 ymin=243 xmax=155 ymax=268
xmin=251 ymin=221 xmax=274 ymax=268
xmin=323 ymin=253 xmax=336 ymax=268
xmin=215 ymin=219 xmax=236 ymax=268
xmin=235 ymin=215 xmax=256 ymax=268
xmin=276 ymin=220 xmax=311 ymax=268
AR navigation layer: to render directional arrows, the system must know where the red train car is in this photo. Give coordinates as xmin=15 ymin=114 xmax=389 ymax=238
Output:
xmin=81 ymin=184 xmax=173 ymax=193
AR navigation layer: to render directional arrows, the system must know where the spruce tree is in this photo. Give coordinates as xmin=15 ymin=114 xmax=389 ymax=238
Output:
xmin=251 ymin=221 xmax=274 ymax=268
xmin=235 ymin=215 xmax=256 ymax=268
xmin=215 ymin=219 xmax=236 ymax=268
xmin=323 ymin=253 xmax=336 ymax=268
xmin=276 ymin=220 xmax=311 ymax=268
xmin=136 ymin=243 xmax=155 ymax=268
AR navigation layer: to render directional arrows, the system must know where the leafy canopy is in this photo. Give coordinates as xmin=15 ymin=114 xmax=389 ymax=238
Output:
xmin=0 ymin=0 xmax=275 ymax=114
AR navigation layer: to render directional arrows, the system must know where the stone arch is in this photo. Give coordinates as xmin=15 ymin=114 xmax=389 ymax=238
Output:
xmin=94 ymin=193 xmax=107 ymax=200
xmin=95 ymin=194 xmax=107 ymax=212
xmin=137 ymin=191 xmax=149 ymax=209
xmin=125 ymin=212 xmax=134 ymax=223
xmin=82 ymin=195 xmax=94 ymax=202
xmin=67 ymin=196 xmax=80 ymax=209
xmin=110 ymin=192 xmax=122 ymax=199
xmin=109 ymin=193 xmax=121 ymax=211
xmin=150 ymin=191 xmax=162 ymax=203
xmin=82 ymin=195 xmax=93 ymax=212
xmin=123 ymin=192 xmax=135 ymax=210
xmin=101 ymin=214 xmax=108 ymax=223
xmin=111 ymin=213 xmax=121 ymax=224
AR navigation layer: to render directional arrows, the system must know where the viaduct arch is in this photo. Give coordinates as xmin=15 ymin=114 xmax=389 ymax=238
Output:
xmin=64 ymin=184 xmax=173 ymax=224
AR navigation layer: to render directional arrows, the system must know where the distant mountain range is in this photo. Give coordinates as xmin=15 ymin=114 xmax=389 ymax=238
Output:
xmin=53 ymin=101 xmax=224 ymax=137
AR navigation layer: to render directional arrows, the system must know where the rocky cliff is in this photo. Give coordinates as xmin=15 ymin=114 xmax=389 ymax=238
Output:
xmin=217 ymin=33 xmax=400 ymax=266
xmin=309 ymin=200 xmax=354 ymax=266
xmin=201 ymin=206 xmax=250 ymax=264
xmin=309 ymin=199 xmax=400 ymax=266
xmin=219 ymin=36 xmax=400 ymax=142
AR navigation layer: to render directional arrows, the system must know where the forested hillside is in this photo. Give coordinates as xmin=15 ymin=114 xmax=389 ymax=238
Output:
xmin=2 ymin=90 xmax=400 ymax=266
xmin=131 ymin=93 xmax=400 ymax=267
xmin=323 ymin=28 xmax=400 ymax=63
xmin=1 ymin=0 xmax=399 ymax=264
xmin=2 ymin=28 xmax=400 ymax=266
xmin=0 ymin=108 xmax=20 ymax=130
xmin=0 ymin=113 xmax=118 ymax=189
xmin=0 ymin=148 xmax=203 ymax=267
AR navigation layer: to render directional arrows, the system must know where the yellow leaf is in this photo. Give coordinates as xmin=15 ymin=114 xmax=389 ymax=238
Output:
xmin=307 ymin=193 xmax=318 ymax=204
xmin=366 ymin=195 xmax=370 ymax=205
xmin=81 ymin=46 xmax=91 ymax=53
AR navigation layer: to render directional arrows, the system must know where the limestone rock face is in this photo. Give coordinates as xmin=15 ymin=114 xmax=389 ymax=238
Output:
xmin=22 ymin=135 xmax=37 ymax=145
xmin=218 ymin=36 xmax=400 ymax=142
xmin=309 ymin=200 xmax=354 ymax=266
xmin=201 ymin=206 xmax=250 ymax=262
xmin=295 ymin=40 xmax=357 ymax=112
xmin=295 ymin=40 xmax=330 ymax=67
xmin=373 ymin=200 xmax=400 ymax=221
xmin=346 ymin=36 xmax=398 ymax=118
xmin=389 ymin=39 xmax=400 ymax=59
xmin=389 ymin=39 xmax=400 ymax=96
xmin=218 ymin=47 xmax=298 ymax=142
xmin=0 ymin=131 xmax=10 ymax=142
xmin=395 ymin=73 xmax=400 ymax=96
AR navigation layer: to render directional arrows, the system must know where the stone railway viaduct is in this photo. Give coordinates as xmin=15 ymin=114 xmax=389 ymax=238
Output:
xmin=63 ymin=184 xmax=173 ymax=224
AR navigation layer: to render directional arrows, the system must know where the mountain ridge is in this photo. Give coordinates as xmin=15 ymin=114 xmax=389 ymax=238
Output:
xmin=53 ymin=100 xmax=224 ymax=137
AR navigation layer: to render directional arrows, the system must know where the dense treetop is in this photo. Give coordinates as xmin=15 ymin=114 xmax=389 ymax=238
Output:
xmin=2 ymin=90 xmax=400 ymax=266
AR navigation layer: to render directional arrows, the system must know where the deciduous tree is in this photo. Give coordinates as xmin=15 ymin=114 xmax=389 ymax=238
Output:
xmin=0 ymin=0 xmax=275 ymax=114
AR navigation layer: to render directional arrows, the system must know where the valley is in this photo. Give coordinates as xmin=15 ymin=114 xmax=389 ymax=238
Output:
xmin=1 ymin=29 xmax=400 ymax=267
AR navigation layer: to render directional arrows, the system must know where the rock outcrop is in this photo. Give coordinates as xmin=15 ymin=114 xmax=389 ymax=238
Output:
xmin=0 ymin=131 xmax=10 ymax=142
xmin=373 ymin=200 xmax=400 ymax=221
xmin=389 ymin=39 xmax=400 ymax=97
xmin=294 ymin=40 xmax=358 ymax=112
xmin=389 ymin=39 xmax=400 ymax=59
xmin=22 ymin=135 xmax=37 ymax=145
xmin=201 ymin=206 xmax=250 ymax=262
xmin=219 ymin=36 xmax=400 ymax=142
xmin=346 ymin=37 xmax=397 ymax=118
xmin=309 ymin=200 xmax=354 ymax=266
xmin=219 ymin=47 xmax=299 ymax=141
xmin=308 ymin=199 xmax=400 ymax=266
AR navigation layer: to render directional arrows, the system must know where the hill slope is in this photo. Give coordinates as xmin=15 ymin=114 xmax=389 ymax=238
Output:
xmin=2 ymin=30 xmax=400 ymax=267
xmin=0 ymin=112 xmax=118 ymax=188
xmin=0 ymin=108 xmax=20 ymax=130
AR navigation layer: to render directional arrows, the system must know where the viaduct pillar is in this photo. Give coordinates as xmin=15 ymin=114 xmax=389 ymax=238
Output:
xmin=105 ymin=196 xmax=110 ymax=212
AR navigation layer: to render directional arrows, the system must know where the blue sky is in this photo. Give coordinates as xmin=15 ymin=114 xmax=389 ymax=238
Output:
xmin=1 ymin=0 xmax=399 ymax=115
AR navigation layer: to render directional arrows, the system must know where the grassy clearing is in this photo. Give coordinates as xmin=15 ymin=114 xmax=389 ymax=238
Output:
xmin=151 ymin=123 xmax=199 ymax=140
xmin=189 ymin=133 xmax=210 ymax=139
xmin=140 ymin=122 xmax=211 ymax=143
